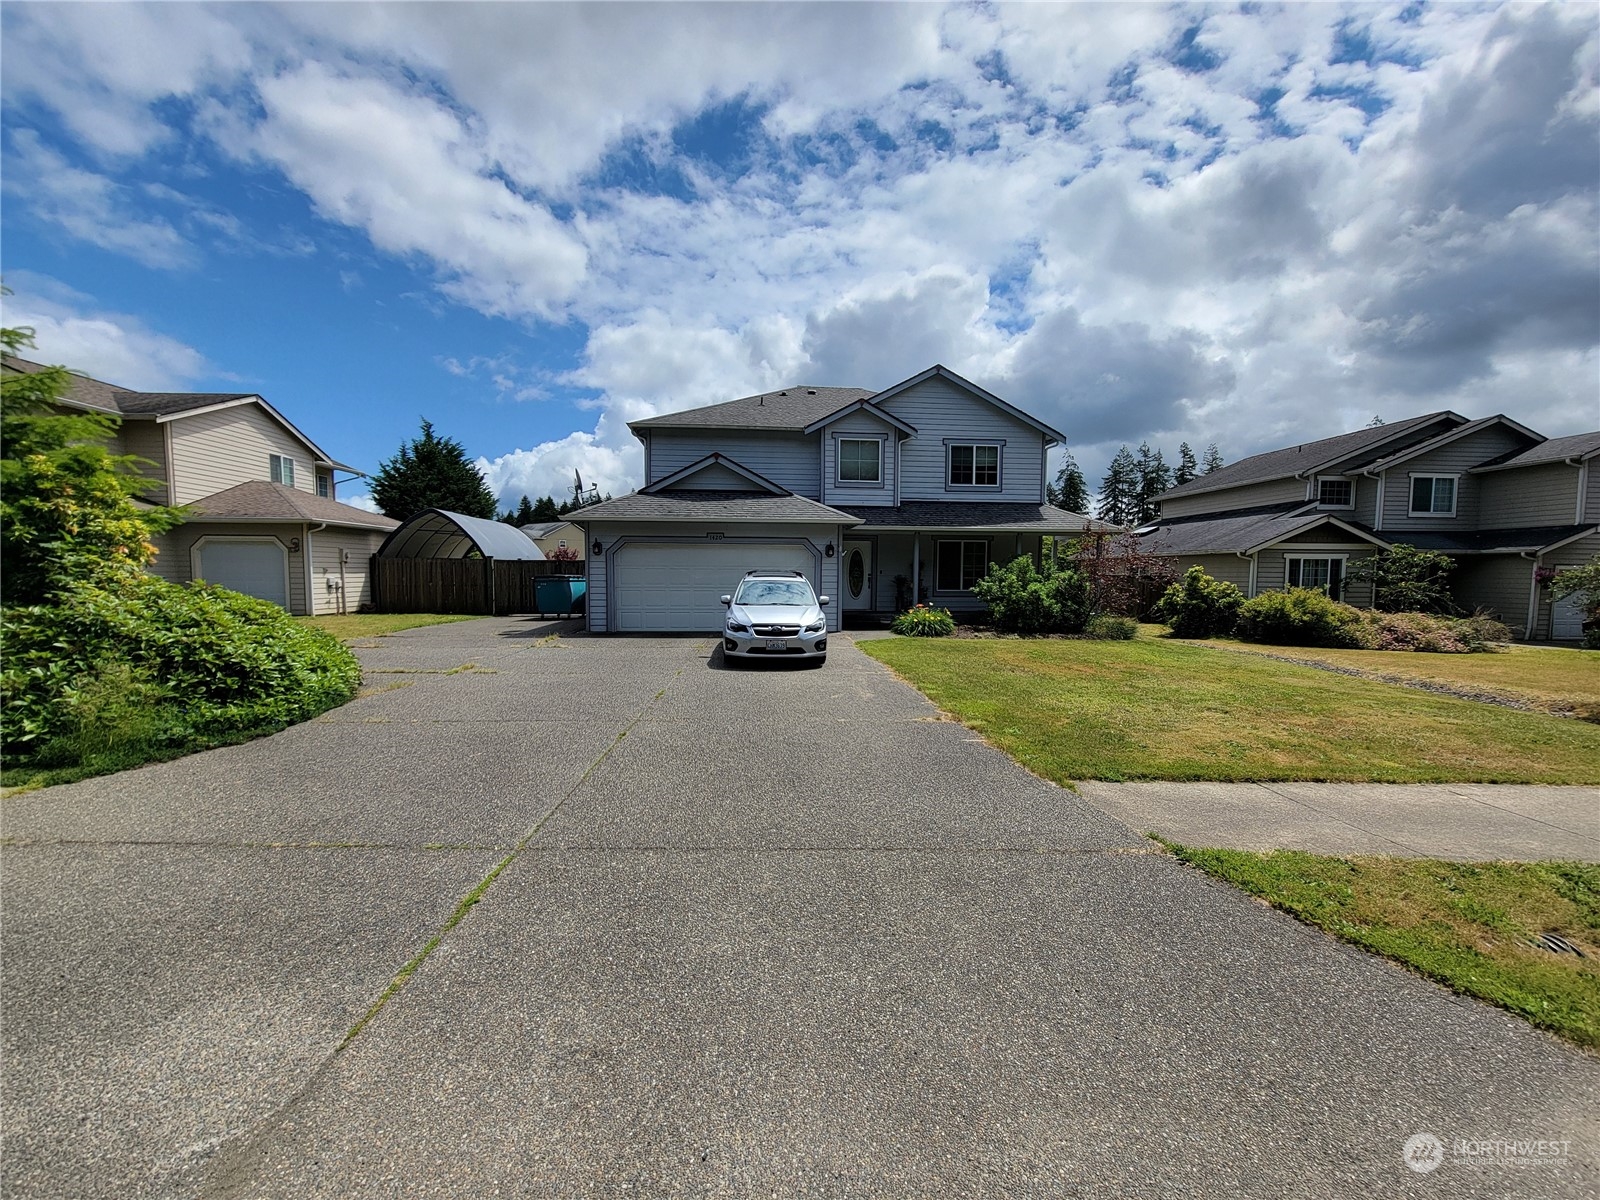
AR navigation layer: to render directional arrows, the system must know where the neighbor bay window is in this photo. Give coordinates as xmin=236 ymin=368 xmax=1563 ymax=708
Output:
xmin=1287 ymin=556 xmax=1345 ymax=601
xmin=936 ymin=539 xmax=989 ymax=591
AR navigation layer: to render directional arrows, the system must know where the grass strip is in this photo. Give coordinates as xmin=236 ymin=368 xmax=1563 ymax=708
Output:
xmin=298 ymin=612 xmax=484 ymax=641
xmin=1164 ymin=844 xmax=1600 ymax=1049
xmin=860 ymin=636 xmax=1600 ymax=784
xmin=340 ymin=850 xmax=516 ymax=1049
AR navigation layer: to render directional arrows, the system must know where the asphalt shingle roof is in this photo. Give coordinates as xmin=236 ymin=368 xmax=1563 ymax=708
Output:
xmin=1400 ymin=525 xmax=1596 ymax=554
xmin=838 ymin=501 xmax=1117 ymax=534
xmin=3 ymin=355 xmax=254 ymax=416
xmin=1160 ymin=411 xmax=1463 ymax=501
xmin=1141 ymin=505 xmax=1374 ymax=556
xmin=574 ymin=490 xmax=862 ymax=524
xmin=629 ymin=387 xmax=874 ymax=432
xmin=187 ymin=482 xmax=398 ymax=530
xmin=1473 ymin=431 xmax=1600 ymax=471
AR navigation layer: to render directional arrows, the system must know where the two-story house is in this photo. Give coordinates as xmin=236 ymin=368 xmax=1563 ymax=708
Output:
xmin=3 ymin=355 xmax=397 ymax=615
xmin=574 ymin=364 xmax=1105 ymax=633
xmin=1144 ymin=411 xmax=1599 ymax=640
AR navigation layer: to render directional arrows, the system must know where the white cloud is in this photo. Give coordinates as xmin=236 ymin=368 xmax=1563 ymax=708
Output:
xmin=477 ymin=431 xmax=640 ymax=511
xmin=1 ymin=272 xmax=210 ymax=390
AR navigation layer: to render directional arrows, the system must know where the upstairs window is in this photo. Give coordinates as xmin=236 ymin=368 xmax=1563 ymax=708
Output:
xmin=948 ymin=443 xmax=1000 ymax=487
xmin=837 ymin=438 xmax=882 ymax=483
xmin=316 ymin=473 xmax=331 ymax=498
xmin=1409 ymin=475 xmax=1457 ymax=517
xmin=270 ymin=454 xmax=295 ymax=488
xmin=1316 ymin=477 xmax=1353 ymax=508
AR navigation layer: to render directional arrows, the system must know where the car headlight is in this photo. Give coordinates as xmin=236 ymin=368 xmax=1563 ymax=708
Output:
xmin=804 ymin=618 xmax=826 ymax=633
xmin=727 ymin=620 xmax=750 ymax=633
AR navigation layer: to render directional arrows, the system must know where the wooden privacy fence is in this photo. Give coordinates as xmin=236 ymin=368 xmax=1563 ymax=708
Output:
xmin=371 ymin=557 xmax=584 ymax=615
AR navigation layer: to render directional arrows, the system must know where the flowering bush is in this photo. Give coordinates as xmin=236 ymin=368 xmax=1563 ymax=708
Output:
xmin=890 ymin=604 xmax=956 ymax=637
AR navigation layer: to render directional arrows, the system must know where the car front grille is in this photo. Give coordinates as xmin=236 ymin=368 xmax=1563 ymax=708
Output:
xmin=754 ymin=625 xmax=801 ymax=636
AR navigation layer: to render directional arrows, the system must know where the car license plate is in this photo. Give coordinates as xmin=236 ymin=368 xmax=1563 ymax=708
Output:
xmin=764 ymin=638 xmax=789 ymax=650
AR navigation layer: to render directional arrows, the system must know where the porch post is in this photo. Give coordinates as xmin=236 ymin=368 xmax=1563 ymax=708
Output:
xmin=912 ymin=534 xmax=921 ymax=603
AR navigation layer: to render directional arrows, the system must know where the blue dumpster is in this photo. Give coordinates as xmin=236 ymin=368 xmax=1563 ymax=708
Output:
xmin=536 ymin=575 xmax=587 ymax=618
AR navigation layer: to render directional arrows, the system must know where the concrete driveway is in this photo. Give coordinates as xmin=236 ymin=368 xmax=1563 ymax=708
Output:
xmin=3 ymin=618 xmax=1595 ymax=1198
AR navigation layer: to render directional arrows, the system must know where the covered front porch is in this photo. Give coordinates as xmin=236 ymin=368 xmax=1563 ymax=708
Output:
xmin=833 ymin=502 xmax=1111 ymax=625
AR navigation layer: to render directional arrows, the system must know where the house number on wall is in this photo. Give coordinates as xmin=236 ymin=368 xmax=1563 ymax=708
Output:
xmin=706 ymin=532 xmax=725 ymax=540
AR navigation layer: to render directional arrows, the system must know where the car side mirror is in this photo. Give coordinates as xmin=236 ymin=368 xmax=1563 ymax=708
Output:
xmin=818 ymin=596 xmax=830 ymax=606
xmin=720 ymin=595 xmax=732 ymax=606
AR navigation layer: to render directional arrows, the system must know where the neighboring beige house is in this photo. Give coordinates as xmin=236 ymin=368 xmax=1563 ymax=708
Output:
xmin=3 ymin=355 xmax=397 ymax=615
xmin=1144 ymin=412 xmax=1599 ymax=640
xmin=518 ymin=520 xmax=585 ymax=560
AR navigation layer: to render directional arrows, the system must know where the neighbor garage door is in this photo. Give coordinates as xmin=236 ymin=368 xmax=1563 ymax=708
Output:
xmin=613 ymin=541 xmax=815 ymax=632
xmin=194 ymin=538 xmax=290 ymax=608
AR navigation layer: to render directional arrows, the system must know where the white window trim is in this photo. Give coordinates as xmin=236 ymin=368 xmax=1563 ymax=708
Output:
xmin=1315 ymin=475 xmax=1354 ymax=509
xmin=315 ymin=473 xmax=331 ymax=498
xmin=1407 ymin=473 xmax=1458 ymax=517
xmin=270 ymin=453 xmax=296 ymax=488
xmin=934 ymin=538 xmax=990 ymax=592
xmin=835 ymin=436 xmax=884 ymax=486
xmin=189 ymin=536 xmax=293 ymax=607
xmin=944 ymin=441 xmax=1003 ymax=490
xmin=1285 ymin=553 xmax=1349 ymax=600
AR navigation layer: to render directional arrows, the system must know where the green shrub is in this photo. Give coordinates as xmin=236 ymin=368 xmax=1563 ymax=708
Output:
xmin=1083 ymin=614 xmax=1138 ymax=640
xmin=2 ymin=575 xmax=362 ymax=767
xmin=890 ymin=605 xmax=956 ymax=637
xmin=1236 ymin=588 xmax=1366 ymax=648
xmin=1155 ymin=567 xmax=1245 ymax=638
xmin=1344 ymin=545 xmax=1458 ymax=614
xmin=971 ymin=556 xmax=1091 ymax=635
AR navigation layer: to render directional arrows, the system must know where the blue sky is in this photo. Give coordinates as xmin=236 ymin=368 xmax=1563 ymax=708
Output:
xmin=2 ymin=2 xmax=1595 ymax=512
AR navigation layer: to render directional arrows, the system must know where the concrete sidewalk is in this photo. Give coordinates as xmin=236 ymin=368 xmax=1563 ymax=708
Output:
xmin=1076 ymin=781 xmax=1600 ymax=860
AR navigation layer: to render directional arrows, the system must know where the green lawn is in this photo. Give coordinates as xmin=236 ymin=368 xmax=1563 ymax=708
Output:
xmin=859 ymin=636 xmax=1600 ymax=784
xmin=1194 ymin=639 xmax=1599 ymax=721
xmin=298 ymin=613 xmax=483 ymax=641
xmin=1166 ymin=846 xmax=1600 ymax=1049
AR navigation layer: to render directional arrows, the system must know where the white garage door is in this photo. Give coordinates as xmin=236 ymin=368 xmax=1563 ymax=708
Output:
xmin=195 ymin=539 xmax=289 ymax=608
xmin=614 ymin=541 xmax=815 ymax=632
xmin=1552 ymin=589 xmax=1585 ymax=640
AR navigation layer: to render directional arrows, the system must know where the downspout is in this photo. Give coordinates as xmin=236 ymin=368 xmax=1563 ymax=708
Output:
xmin=1361 ymin=467 xmax=1385 ymax=532
xmin=1569 ymin=457 xmax=1587 ymax=523
xmin=912 ymin=535 xmax=921 ymax=605
xmin=304 ymin=522 xmax=327 ymax=616
xmin=162 ymin=420 xmax=177 ymax=505
xmin=1521 ymin=551 xmax=1540 ymax=642
xmin=1236 ymin=552 xmax=1256 ymax=597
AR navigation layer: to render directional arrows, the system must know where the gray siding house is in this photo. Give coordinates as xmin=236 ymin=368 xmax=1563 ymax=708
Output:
xmin=576 ymin=365 xmax=1107 ymax=633
xmin=3 ymin=355 xmax=397 ymax=615
xmin=1145 ymin=412 xmax=1599 ymax=640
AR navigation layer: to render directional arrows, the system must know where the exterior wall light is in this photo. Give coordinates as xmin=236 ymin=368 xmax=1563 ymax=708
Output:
xmin=592 ymin=539 xmax=603 ymax=557
xmin=825 ymin=541 xmax=835 ymax=557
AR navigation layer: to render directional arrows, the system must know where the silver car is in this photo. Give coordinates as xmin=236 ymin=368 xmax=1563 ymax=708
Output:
xmin=719 ymin=569 xmax=829 ymax=664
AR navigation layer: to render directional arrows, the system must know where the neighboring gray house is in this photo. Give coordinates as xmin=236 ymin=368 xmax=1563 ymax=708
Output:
xmin=2 ymin=355 xmax=397 ymax=615
xmin=1144 ymin=412 xmax=1599 ymax=640
xmin=575 ymin=364 xmax=1106 ymax=633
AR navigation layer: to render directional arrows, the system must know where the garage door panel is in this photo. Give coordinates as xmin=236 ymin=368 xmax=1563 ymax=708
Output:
xmin=614 ymin=541 xmax=815 ymax=632
xmin=195 ymin=540 xmax=290 ymax=608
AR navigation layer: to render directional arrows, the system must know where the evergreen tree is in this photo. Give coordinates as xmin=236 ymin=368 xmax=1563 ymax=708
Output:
xmin=1174 ymin=442 xmax=1198 ymax=486
xmin=1 ymin=327 xmax=182 ymax=604
xmin=370 ymin=419 xmax=496 ymax=522
xmin=1367 ymin=414 xmax=1386 ymax=428
xmin=514 ymin=495 xmax=538 ymax=525
xmin=531 ymin=495 xmax=561 ymax=522
xmin=1133 ymin=442 xmax=1172 ymax=524
xmin=1048 ymin=451 xmax=1090 ymax=513
xmin=557 ymin=498 xmax=572 ymax=516
xmin=1096 ymin=446 xmax=1140 ymax=527
xmin=1201 ymin=443 xmax=1224 ymax=475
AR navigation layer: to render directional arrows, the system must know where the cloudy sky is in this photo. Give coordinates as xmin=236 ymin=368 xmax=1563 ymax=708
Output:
xmin=3 ymin=1 xmax=1596 ymax=511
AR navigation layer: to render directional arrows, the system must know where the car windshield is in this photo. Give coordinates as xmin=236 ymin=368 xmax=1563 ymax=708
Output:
xmin=734 ymin=579 xmax=814 ymax=606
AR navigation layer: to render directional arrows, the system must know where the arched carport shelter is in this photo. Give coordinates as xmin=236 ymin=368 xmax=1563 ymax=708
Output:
xmin=372 ymin=509 xmax=579 ymax=615
xmin=378 ymin=509 xmax=547 ymax=560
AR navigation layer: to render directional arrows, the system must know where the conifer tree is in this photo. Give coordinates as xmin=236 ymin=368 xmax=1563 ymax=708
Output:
xmin=1174 ymin=441 xmax=1198 ymax=486
xmin=1201 ymin=443 xmax=1224 ymax=475
xmin=370 ymin=420 xmax=496 ymax=522
xmin=1133 ymin=442 xmax=1172 ymax=524
xmin=1048 ymin=451 xmax=1090 ymax=513
xmin=1096 ymin=446 xmax=1140 ymax=526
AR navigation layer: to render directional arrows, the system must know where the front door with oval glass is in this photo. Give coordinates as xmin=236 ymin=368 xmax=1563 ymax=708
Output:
xmin=843 ymin=539 xmax=873 ymax=611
